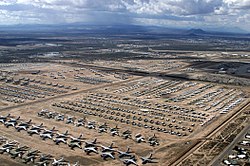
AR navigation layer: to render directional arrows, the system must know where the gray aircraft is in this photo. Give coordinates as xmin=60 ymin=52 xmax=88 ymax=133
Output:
xmin=38 ymin=154 xmax=53 ymax=162
xmin=9 ymin=149 xmax=25 ymax=159
xmin=15 ymin=119 xmax=32 ymax=132
xmin=53 ymin=137 xmax=67 ymax=145
xmin=99 ymin=142 xmax=116 ymax=152
xmin=84 ymin=146 xmax=98 ymax=155
xmin=37 ymin=109 xmax=49 ymax=117
xmin=68 ymin=134 xmax=84 ymax=150
xmin=110 ymin=125 xmax=119 ymax=136
xmin=54 ymin=130 xmax=69 ymax=144
xmin=87 ymin=121 xmax=96 ymax=129
xmin=122 ymin=130 xmax=132 ymax=139
xmin=27 ymin=123 xmax=44 ymax=136
xmin=23 ymin=155 xmax=37 ymax=164
xmin=134 ymin=133 xmax=145 ymax=143
xmin=116 ymin=147 xmax=134 ymax=158
xmin=84 ymin=138 xmax=97 ymax=148
xmin=9 ymin=145 xmax=29 ymax=158
xmin=100 ymin=151 xmax=115 ymax=160
xmin=74 ymin=118 xmax=85 ymax=127
xmin=98 ymin=123 xmax=109 ymax=133
xmin=0 ymin=114 xmax=10 ymax=123
xmin=141 ymin=153 xmax=158 ymax=164
xmin=66 ymin=116 xmax=74 ymax=124
xmin=56 ymin=130 xmax=70 ymax=138
xmin=35 ymin=160 xmax=50 ymax=166
xmin=40 ymin=127 xmax=56 ymax=140
xmin=23 ymin=149 xmax=40 ymax=164
xmin=51 ymin=157 xmax=68 ymax=166
xmin=121 ymin=156 xmax=138 ymax=166
xmin=5 ymin=116 xmax=20 ymax=128
xmin=0 ymin=141 xmax=17 ymax=154
xmin=148 ymin=134 xmax=159 ymax=146
xmin=55 ymin=114 xmax=65 ymax=121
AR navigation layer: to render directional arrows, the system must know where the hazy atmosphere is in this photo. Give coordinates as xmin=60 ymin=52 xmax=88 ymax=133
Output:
xmin=0 ymin=0 xmax=250 ymax=32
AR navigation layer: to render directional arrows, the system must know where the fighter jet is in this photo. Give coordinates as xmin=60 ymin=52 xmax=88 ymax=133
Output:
xmin=26 ymin=149 xmax=40 ymax=156
xmin=141 ymin=153 xmax=158 ymax=164
xmin=0 ymin=141 xmax=17 ymax=154
xmin=5 ymin=116 xmax=20 ymax=128
xmin=87 ymin=121 xmax=96 ymax=129
xmin=100 ymin=151 xmax=115 ymax=160
xmin=98 ymin=123 xmax=109 ymax=133
xmin=27 ymin=123 xmax=44 ymax=136
xmin=51 ymin=157 xmax=68 ymax=166
xmin=37 ymin=109 xmax=49 ymax=117
xmin=9 ymin=145 xmax=29 ymax=158
xmin=9 ymin=149 xmax=25 ymax=159
xmin=53 ymin=137 xmax=67 ymax=145
xmin=40 ymin=127 xmax=56 ymax=140
xmin=84 ymin=138 xmax=97 ymax=148
xmin=54 ymin=131 xmax=69 ymax=145
xmin=134 ymin=133 xmax=146 ymax=143
xmin=0 ymin=114 xmax=10 ymax=123
xmin=74 ymin=118 xmax=85 ymax=127
xmin=68 ymin=134 xmax=84 ymax=150
xmin=56 ymin=130 xmax=70 ymax=138
xmin=15 ymin=119 xmax=32 ymax=132
xmin=121 ymin=156 xmax=138 ymax=166
xmin=66 ymin=116 xmax=74 ymax=124
xmin=110 ymin=125 xmax=119 ymax=136
xmin=116 ymin=147 xmax=134 ymax=158
xmin=23 ymin=149 xmax=40 ymax=164
xmin=22 ymin=155 xmax=37 ymax=164
xmin=84 ymin=146 xmax=98 ymax=155
xmin=55 ymin=114 xmax=65 ymax=121
xmin=99 ymin=142 xmax=116 ymax=152
xmin=148 ymin=134 xmax=159 ymax=146
xmin=35 ymin=160 xmax=50 ymax=166
xmin=122 ymin=130 xmax=132 ymax=139
xmin=46 ymin=112 xmax=57 ymax=119
xmin=70 ymin=134 xmax=84 ymax=143
xmin=38 ymin=154 xmax=53 ymax=162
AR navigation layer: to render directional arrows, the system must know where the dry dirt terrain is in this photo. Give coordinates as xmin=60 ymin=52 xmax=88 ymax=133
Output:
xmin=0 ymin=55 xmax=249 ymax=166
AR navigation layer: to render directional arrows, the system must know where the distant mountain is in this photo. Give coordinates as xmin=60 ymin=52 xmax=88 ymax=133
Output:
xmin=203 ymin=26 xmax=249 ymax=34
xmin=0 ymin=23 xmax=249 ymax=38
xmin=186 ymin=28 xmax=207 ymax=35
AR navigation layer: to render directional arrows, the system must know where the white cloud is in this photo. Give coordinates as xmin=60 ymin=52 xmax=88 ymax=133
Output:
xmin=0 ymin=0 xmax=249 ymax=31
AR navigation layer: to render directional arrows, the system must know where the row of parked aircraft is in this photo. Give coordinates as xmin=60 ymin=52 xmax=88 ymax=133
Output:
xmin=0 ymin=114 xmax=158 ymax=165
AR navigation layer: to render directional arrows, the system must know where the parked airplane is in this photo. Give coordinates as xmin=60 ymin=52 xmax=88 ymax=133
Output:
xmin=99 ymin=142 xmax=116 ymax=152
xmin=15 ymin=119 xmax=32 ymax=132
xmin=68 ymin=134 xmax=84 ymax=150
xmin=100 ymin=151 xmax=115 ymax=160
xmin=141 ymin=153 xmax=158 ymax=164
xmin=84 ymin=138 xmax=97 ymax=148
xmin=121 ymin=156 xmax=138 ymax=166
xmin=0 ymin=114 xmax=10 ymax=123
xmin=51 ymin=157 xmax=68 ymax=166
xmin=5 ymin=116 xmax=20 ymax=128
xmin=116 ymin=147 xmax=134 ymax=158
xmin=84 ymin=146 xmax=98 ymax=155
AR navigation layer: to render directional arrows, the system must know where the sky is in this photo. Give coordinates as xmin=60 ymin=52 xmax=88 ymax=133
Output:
xmin=0 ymin=0 xmax=249 ymax=32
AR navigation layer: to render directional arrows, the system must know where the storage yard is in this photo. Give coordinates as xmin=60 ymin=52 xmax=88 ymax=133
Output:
xmin=0 ymin=54 xmax=249 ymax=165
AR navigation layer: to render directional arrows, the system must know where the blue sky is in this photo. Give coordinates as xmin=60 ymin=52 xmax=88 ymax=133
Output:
xmin=0 ymin=0 xmax=249 ymax=32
